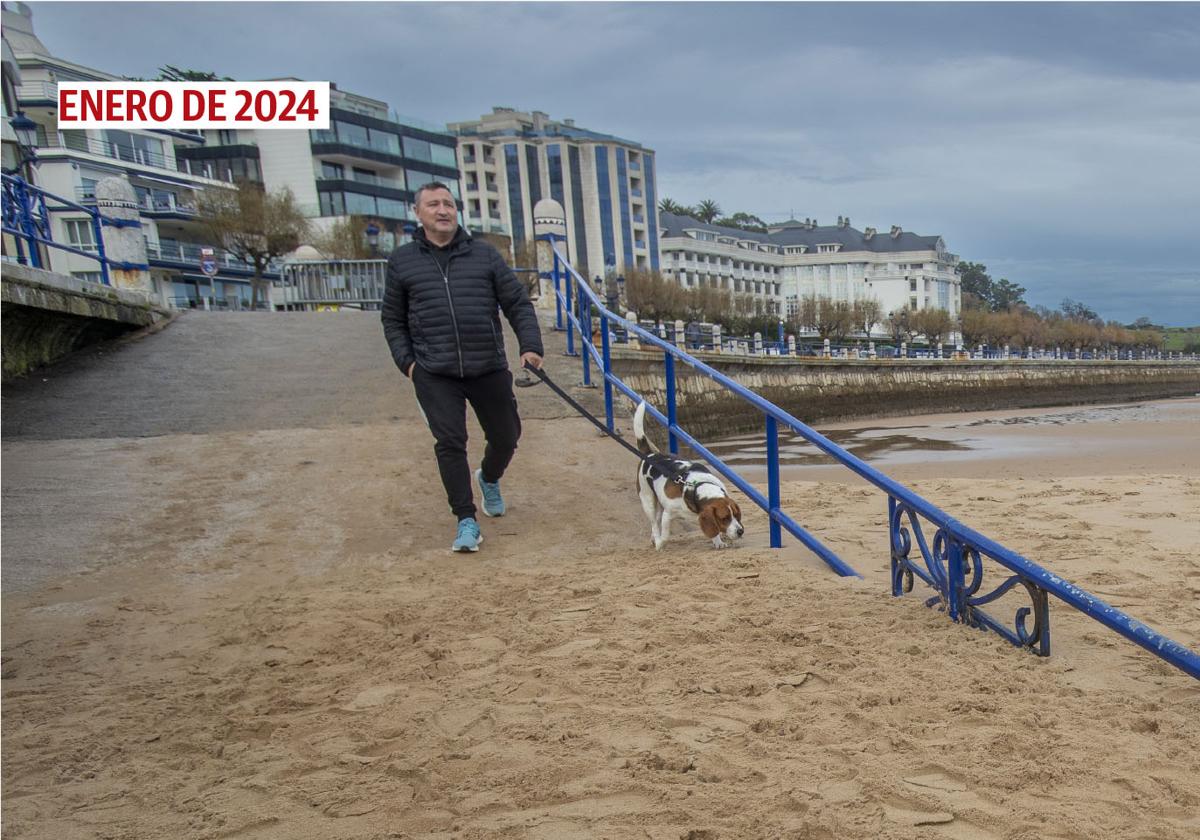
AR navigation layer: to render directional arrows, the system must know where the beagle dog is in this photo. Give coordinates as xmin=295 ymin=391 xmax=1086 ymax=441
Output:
xmin=633 ymin=401 xmax=745 ymax=550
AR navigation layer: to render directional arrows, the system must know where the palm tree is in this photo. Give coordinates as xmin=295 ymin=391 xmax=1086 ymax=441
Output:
xmin=695 ymin=199 xmax=722 ymax=223
xmin=658 ymin=197 xmax=688 ymax=215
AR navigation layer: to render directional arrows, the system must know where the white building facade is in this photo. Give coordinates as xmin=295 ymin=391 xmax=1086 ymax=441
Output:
xmin=659 ymin=212 xmax=960 ymax=331
xmin=4 ymin=1 xmax=246 ymax=305
xmin=449 ymin=107 xmax=661 ymax=277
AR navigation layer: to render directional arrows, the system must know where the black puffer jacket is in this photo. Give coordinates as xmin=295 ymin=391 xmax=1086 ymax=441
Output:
xmin=382 ymin=227 xmax=543 ymax=379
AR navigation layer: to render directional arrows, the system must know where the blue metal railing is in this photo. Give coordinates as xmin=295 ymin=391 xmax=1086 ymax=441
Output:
xmin=547 ymin=243 xmax=1200 ymax=680
xmin=3 ymin=174 xmax=150 ymax=285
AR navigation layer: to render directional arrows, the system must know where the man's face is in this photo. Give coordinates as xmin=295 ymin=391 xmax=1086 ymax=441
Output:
xmin=415 ymin=188 xmax=458 ymax=238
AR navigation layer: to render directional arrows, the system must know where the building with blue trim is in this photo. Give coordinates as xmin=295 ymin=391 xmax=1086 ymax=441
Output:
xmin=449 ymin=108 xmax=660 ymax=277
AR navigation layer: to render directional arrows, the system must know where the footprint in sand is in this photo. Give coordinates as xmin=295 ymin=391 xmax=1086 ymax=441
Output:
xmin=338 ymin=684 xmax=402 ymax=711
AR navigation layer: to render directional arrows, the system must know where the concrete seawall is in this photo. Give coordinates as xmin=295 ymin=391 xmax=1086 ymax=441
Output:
xmin=609 ymin=347 xmax=1200 ymax=438
xmin=2 ymin=263 xmax=169 ymax=381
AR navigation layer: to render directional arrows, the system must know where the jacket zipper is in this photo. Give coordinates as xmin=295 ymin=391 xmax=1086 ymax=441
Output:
xmin=429 ymin=250 xmax=465 ymax=377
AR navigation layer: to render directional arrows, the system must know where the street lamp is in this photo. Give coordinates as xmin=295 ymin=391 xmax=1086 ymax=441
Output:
xmin=365 ymin=221 xmax=380 ymax=257
xmin=5 ymin=111 xmax=39 ymax=176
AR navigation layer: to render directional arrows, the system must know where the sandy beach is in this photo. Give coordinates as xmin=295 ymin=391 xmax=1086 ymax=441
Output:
xmin=3 ymin=316 xmax=1198 ymax=839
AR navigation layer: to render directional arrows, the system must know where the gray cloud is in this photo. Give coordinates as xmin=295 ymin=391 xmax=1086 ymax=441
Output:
xmin=24 ymin=1 xmax=1200 ymax=325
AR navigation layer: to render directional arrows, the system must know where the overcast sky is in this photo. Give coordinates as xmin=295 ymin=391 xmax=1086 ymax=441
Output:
xmin=25 ymin=1 xmax=1200 ymax=326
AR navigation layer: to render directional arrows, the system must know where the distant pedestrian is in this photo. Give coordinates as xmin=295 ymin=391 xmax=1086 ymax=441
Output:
xmin=382 ymin=182 xmax=544 ymax=552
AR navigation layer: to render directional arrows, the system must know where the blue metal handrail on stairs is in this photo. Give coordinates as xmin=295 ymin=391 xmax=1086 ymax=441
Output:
xmin=548 ymin=244 xmax=1200 ymax=680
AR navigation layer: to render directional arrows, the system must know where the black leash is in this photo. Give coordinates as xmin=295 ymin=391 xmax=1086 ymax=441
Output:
xmin=520 ymin=362 xmax=689 ymax=485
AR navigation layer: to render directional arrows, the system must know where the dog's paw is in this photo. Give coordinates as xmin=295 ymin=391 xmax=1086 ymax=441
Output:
xmin=654 ymin=539 xmax=666 ymax=551
xmin=711 ymin=537 xmax=728 ymax=549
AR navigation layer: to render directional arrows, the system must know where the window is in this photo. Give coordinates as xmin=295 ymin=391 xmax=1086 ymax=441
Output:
xmin=335 ymin=121 xmax=369 ymax=148
xmin=319 ymin=192 xmax=345 ymax=216
xmin=71 ymin=271 xmax=102 ymax=284
xmin=403 ymin=137 xmax=432 ymax=163
xmin=344 ymin=192 xmax=376 ymax=215
xmin=352 ymin=167 xmax=379 ymax=185
xmin=64 ymin=219 xmax=97 ymax=251
xmin=430 ymin=143 xmax=457 ymax=168
xmin=321 ymin=161 xmax=344 ymax=180
xmin=376 ymin=198 xmax=409 ymax=219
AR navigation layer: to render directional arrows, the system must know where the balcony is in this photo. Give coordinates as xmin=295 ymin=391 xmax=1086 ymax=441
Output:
xmin=629 ymin=160 xmax=641 ymax=172
xmin=147 ymin=238 xmax=284 ymax=273
xmin=17 ymin=81 xmax=57 ymax=104
xmin=41 ymin=134 xmax=232 ymax=182
xmin=631 ymin=188 xmax=643 ymax=198
xmin=632 ymin=213 xmax=645 ymax=224
xmin=75 ymin=186 xmax=200 ymax=218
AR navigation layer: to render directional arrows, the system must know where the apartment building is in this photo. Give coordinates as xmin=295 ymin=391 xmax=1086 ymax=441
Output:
xmin=449 ymin=107 xmax=660 ymax=276
xmin=189 ymin=85 xmax=462 ymax=255
xmin=659 ymin=212 xmax=961 ymax=329
xmin=2 ymin=1 xmax=264 ymax=306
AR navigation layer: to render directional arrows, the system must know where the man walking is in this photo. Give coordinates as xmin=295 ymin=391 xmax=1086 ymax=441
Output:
xmin=382 ymin=182 xmax=544 ymax=552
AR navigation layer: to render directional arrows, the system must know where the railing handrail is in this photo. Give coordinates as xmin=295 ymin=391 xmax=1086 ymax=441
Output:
xmin=550 ymin=243 xmax=1200 ymax=680
xmin=2 ymin=173 xmax=152 ymax=284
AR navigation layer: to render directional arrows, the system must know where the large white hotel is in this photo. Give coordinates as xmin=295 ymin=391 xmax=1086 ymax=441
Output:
xmin=449 ymin=108 xmax=660 ymax=278
xmin=658 ymin=212 xmax=961 ymax=327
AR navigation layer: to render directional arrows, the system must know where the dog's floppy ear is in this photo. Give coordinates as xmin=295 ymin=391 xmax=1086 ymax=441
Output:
xmin=699 ymin=504 xmax=721 ymax=538
xmin=730 ymin=500 xmax=742 ymax=522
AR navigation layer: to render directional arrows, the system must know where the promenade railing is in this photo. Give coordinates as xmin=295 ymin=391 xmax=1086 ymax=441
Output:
xmin=548 ymin=243 xmax=1200 ymax=680
xmin=2 ymin=173 xmax=149 ymax=285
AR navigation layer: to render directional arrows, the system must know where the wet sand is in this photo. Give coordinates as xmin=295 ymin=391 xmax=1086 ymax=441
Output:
xmin=709 ymin=396 xmax=1200 ymax=483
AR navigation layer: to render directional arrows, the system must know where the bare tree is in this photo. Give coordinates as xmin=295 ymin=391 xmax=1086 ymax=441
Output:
xmin=854 ymin=297 xmax=883 ymax=338
xmin=198 ymin=180 xmax=311 ymax=309
xmin=914 ymin=307 xmax=953 ymax=346
xmin=310 ymin=216 xmax=374 ymax=260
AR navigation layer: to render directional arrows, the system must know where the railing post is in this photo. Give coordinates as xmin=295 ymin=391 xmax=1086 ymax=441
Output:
xmin=579 ymin=274 xmax=591 ymax=385
xmin=16 ymin=179 xmax=42 ymax=269
xmin=766 ymin=415 xmax=781 ymax=548
xmin=89 ymin=208 xmax=111 ymax=285
xmin=947 ymin=538 xmax=963 ymax=622
xmin=564 ymin=257 xmax=576 ymax=357
xmin=665 ymin=352 xmax=678 ymax=455
xmin=552 ymin=252 xmax=564 ymax=331
xmin=600 ymin=311 xmax=614 ymax=432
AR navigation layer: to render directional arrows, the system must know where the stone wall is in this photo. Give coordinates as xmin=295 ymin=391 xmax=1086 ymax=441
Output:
xmin=608 ymin=347 xmax=1200 ymax=438
xmin=2 ymin=264 xmax=168 ymax=381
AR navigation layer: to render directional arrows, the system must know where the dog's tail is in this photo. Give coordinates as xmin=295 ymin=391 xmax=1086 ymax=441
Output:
xmin=633 ymin=401 xmax=655 ymax=455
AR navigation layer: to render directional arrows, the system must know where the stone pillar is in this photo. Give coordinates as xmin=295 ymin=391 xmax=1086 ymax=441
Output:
xmin=674 ymin=319 xmax=685 ymax=346
xmin=868 ymin=341 xmax=876 ymax=359
xmin=753 ymin=332 xmax=763 ymax=354
xmin=900 ymin=341 xmax=907 ymax=359
xmin=96 ymin=177 xmax=152 ymax=296
xmin=712 ymin=323 xmax=722 ymax=353
xmin=625 ymin=310 xmax=639 ymax=349
xmin=788 ymin=335 xmax=797 ymax=355
xmin=937 ymin=342 xmax=943 ymax=359
xmin=533 ymin=199 xmax=567 ymax=312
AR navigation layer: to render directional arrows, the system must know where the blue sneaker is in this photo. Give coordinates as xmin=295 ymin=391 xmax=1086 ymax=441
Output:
xmin=475 ymin=469 xmax=506 ymax=517
xmin=452 ymin=517 xmax=482 ymax=552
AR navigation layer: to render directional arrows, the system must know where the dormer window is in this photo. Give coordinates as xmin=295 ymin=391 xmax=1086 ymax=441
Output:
xmin=817 ymin=243 xmax=842 ymax=254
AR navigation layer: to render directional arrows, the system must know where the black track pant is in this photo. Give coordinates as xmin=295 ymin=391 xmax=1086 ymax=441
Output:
xmin=412 ymin=366 xmax=522 ymax=521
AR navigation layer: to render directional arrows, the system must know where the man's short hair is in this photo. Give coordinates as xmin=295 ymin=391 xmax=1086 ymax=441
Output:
xmin=415 ymin=181 xmax=456 ymax=207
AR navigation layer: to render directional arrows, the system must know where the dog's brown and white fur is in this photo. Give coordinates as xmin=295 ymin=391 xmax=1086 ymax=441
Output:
xmin=634 ymin=401 xmax=744 ymax=550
